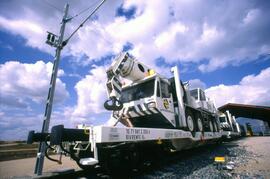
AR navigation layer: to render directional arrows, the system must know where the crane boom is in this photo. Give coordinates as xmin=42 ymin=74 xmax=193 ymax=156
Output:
xmin=104 ymin=52 xmax=152 ymax=111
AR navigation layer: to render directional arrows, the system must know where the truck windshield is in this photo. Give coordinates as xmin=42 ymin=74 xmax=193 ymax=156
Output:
xmin=190 ymin=89 xmax=198 ymax=100
xmin=219 ymin=116 xmax=226 ymax=123
xmin=121 ymin=79 xmax=155 ymax=103
xmin=199 ymin=89 xmax=206 ymax=101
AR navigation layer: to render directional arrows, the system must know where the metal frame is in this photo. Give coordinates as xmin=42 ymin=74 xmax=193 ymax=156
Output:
xmin=83 ymin=126 xmax=222 ymax=165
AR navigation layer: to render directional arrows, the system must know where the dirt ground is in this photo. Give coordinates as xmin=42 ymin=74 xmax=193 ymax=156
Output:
xmin=0 ymin=155 xmax=81 ymax=178
xmin=234 ymin=136 xmax=270 ymax=178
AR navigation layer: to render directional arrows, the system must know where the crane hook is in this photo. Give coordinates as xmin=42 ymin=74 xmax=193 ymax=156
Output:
xmin=104 ymin=96 xmax=123 ymax=111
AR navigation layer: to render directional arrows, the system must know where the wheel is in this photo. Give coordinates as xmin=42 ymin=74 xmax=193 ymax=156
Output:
xmin=196 ymin=114 xmax=204 ymax=132
xmin=215 ymin=121 xmax=220 ymax=132
xmin=186 ymin=110 xmax=195 ymax=132
xmin=209 ymin=120 xmax=214 ymax=132
xmin=213 ymin=120 xmax=218 ymax=132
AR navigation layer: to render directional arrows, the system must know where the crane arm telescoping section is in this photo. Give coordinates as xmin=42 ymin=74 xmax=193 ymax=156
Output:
xmin=171 ymin=66 xmax=187 ymax=128
xmin=104 ymin=52 xmax=151 ymax=111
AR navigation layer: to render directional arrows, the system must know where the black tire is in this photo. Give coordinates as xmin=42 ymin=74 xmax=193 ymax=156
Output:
xmin=213 ymin=120 xmax=218 ymax=132
xmin=186 ymin=109 xmax=196 ymax=133
xmin=209 ymin=120 xmax=214 ymax=132
xmin=215 ymin=120 xmax=220 ymax=132
xmin=196 ymin=113 xmax=204 ymax=132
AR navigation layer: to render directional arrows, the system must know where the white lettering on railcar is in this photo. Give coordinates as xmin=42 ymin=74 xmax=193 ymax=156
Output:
xmin=126 ymin=128 xmax=150 ymax=140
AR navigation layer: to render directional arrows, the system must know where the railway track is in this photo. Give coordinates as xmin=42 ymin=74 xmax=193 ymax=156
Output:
xmin=37 ymin=142 xmax=231 ymax=178
xmin=2 ymin=137 xmax=267 ymax=178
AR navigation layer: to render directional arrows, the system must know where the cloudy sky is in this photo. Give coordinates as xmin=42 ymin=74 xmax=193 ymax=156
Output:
xmin=0 ymin=0 xmax=269 ymax=140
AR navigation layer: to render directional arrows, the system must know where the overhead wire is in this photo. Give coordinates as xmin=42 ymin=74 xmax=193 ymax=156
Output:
xmin=69 ymin=0 xmax=101 ymax=20
xmin=63 ymin=0 xmax=107 ymax=45
xmin=41 ymin=0 xmax=113 ymax=49
xmin=41 ymin=0 xmax=100 ymax=21
xmin=42 ymin=0 xmax=63 ymax=13
xmin=69 ymin=0 xmax=114 ymax=48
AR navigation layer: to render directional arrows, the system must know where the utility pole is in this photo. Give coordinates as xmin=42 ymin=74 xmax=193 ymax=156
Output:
xmin=34 ymin=0 xmax=106 ymax=175
xmin=34 ymin=4 xmax=70 ymax=175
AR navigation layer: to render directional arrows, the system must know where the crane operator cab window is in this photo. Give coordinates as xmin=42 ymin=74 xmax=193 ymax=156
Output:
xmin=121 ymin=79 xmax=155 ymax=103
xmin=219 ymin=116 xmax=226 ymax=123
xmin=190 ymin=89 xmax=198 ymax=100
xmin=161 ymin=81 xmax=170 ymax=98
xmin=199 ymin=89 xmax=206 ymax=101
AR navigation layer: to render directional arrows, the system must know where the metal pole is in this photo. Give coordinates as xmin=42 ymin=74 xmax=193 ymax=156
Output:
xmin=34 ymin=4 xmax=69 ymax=175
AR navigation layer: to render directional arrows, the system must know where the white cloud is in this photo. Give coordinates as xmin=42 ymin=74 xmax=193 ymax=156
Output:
xmin=1 ymin=1 xmax=269 ymax=71
xmin=243 ymin=9 xmax=261 ymax=25
xmin=206 ymin=67 xmax=270 ymax=107
xmin=0 ymin=61 xmax=69 ymax=109
xmin=0 ymin=109 xmax=80 ymax=140
xmin=72 ymin=65 xmax=108 ymax=117
xmin=0 ymin=16 xmax=52 ymax=54
xmin=104 ymin=0 xmax=270 ymax=72
xmin=1 ymin=0 xmax=270 ymax=140
xmin=189 ymin=79 xmax=206 ymax=90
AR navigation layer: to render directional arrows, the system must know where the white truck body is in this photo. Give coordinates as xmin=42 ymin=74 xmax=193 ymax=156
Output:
xmin=219 ymin=110 xmax=241 ymax=139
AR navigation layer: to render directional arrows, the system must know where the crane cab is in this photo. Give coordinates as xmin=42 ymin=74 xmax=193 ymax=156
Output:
xmin=118 ymin=75 xmax=176 ymax=129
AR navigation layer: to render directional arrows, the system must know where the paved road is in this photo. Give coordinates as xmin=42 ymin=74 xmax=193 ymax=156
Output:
xmin=0 ymin=137 xmax=269 ymax=178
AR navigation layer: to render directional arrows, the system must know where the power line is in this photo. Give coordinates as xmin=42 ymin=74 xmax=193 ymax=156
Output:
xmin=41 ymin=0 xmax=99 ymax=20
xmin=41 ymin=0 xmax=111 ymax=52
xmin=42 ymin=0 xmax=63 ymax=13
xmin=63 ymin=0 xmax=106 ymax=46
xmin=70 ymin=0 xmax=101 ymax=20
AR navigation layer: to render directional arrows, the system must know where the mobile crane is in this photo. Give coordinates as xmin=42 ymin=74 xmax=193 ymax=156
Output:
xmin=27 ymin=52 xmax=221 ymax=173
xmin=219 ymin=110 xmax=241 ymax=139
xmin=104 ymin=52 xmax=219 ymax=132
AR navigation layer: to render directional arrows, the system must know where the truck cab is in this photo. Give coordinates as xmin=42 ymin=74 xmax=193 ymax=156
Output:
xmin=219 ymin=110 xmax=241 ymax=139
xmin=219 ymin=112 xmax=232 ymax=131
xmin=190 ymin=88 xmax=216 ymax=113
xmin=118 ymin=74 xmax=176 ymax=129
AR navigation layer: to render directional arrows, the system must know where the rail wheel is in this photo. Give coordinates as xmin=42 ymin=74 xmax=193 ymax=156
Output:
xmin=103 ymin=144 xmax=141 ymax=176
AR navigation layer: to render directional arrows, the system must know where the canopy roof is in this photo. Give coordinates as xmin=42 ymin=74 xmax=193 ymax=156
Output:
xmin=218 ymin=103 xmax=270 ymax=122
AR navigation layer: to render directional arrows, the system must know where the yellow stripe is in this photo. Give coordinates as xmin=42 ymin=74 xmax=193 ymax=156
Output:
xmin=214 ymin=156 xmax=225 ymax=162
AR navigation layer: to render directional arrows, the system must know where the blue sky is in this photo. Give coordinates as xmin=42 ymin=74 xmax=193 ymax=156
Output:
xmin=0 ymin=0 xmax=270 ymax=140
